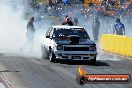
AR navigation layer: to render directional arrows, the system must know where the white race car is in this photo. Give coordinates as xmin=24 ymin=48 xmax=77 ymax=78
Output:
xmin=41 ymin=25 xmax=98 ymax=63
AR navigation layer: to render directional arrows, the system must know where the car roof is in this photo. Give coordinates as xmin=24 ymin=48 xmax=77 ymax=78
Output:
xmin=52 ymin=25 xmax=84 ymax=29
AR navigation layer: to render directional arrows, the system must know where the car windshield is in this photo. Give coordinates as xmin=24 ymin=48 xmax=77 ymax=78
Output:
xmin=52 ymin=28 xmax=90 ymax=40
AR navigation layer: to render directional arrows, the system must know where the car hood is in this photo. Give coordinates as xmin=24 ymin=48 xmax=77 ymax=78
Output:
xmin=54 ymin=39 xmax=95 ymax=45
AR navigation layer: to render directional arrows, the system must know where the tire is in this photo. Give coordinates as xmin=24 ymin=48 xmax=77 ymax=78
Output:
xmin=49 ymin=49 xmax=56 ymax=62
xmin=90 ymin=55 xmax=96 ymax=64
xmin=41 ymin=44 xmax=48 ymax=59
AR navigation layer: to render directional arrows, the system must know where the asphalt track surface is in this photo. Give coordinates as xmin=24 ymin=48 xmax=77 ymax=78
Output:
xmin=0 ymin=51 xmax=132 ymax=88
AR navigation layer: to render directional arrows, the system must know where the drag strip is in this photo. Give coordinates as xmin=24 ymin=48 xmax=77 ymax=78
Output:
xmin=0 ymin=51 xmax=131 ymax=88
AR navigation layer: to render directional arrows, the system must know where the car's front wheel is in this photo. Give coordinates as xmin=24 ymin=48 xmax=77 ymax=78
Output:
xmin=49 ymin=49 xmax=56 ymax=62
xmin=90 ymin=55 xmax=96 ymax=64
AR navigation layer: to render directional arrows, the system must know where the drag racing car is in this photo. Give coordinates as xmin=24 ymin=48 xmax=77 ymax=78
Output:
xmin=41 ymin=25 xmax=98 ymax=63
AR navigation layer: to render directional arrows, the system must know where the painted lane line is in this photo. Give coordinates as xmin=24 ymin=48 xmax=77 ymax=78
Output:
xmin=0 ymin=74 xmax=11 ymax=88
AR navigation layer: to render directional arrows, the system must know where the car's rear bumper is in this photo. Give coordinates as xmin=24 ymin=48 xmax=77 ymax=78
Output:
xmin=54 ymin=51 xmax=98 ymax=60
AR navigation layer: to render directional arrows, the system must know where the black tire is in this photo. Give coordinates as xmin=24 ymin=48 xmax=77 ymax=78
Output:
xmin=90 ymin=55 xmax=96 ymax=64
xmin=49 ymin=49 xmax=56 ymax=62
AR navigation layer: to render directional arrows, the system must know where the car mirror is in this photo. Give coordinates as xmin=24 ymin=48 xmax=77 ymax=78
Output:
xmin=46 ymin=35 xmax=50 ymax=38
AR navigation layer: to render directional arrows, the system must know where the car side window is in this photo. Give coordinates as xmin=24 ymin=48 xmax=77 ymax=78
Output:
xmin=50 ymin=28 xmax=54 ymax=38
xmin=45 ymin=27 xmax=52 ymax=37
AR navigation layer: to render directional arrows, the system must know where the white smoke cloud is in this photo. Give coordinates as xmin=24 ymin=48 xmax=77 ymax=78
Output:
xmin=0 ymin=1 xmax=26 ymax=49
xmin=0 ymin=1 xmax=42 ymax=58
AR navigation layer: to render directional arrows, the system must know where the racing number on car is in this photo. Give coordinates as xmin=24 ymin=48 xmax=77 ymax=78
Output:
xmin=72 ymin=56 xmax=81 ymax=60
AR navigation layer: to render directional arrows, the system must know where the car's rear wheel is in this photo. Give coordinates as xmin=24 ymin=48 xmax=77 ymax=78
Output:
xmin=49 ymin=49 xmax=56 ymax=62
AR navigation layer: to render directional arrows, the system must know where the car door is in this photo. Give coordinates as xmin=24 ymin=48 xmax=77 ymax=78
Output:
xmin=44 ymin=27 xmax=53 ymax=51
xmin=48 ymin=28 xmax=56 ymax=49
xmin=45 ymin=27 xmax=54 ymax=50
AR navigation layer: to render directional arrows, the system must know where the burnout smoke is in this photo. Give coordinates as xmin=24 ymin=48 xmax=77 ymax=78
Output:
xmin=0 ymin=1 xmax=26 ymax=50
xmin=0 ymin=1 xmax=41 ymax=58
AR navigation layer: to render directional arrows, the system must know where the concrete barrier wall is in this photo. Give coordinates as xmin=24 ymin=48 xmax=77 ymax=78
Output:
xmin=99 ymin=34 xmax=132 ymax=57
